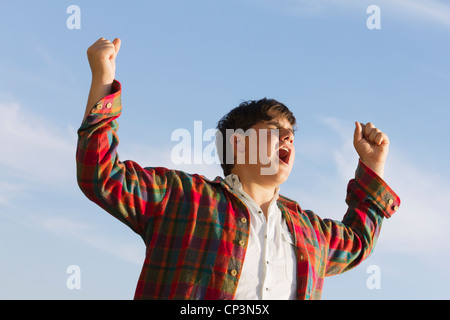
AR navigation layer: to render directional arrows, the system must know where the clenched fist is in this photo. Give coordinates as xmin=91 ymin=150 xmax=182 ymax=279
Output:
xmin=353 ymin=122 xmax=389 ymax=178
xmin=87 ymin=37 xmax=121 ymax=85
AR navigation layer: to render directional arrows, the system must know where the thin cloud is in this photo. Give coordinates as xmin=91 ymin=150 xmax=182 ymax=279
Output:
xmin=0 ymin=181 xmax=26 ymax=206
xmin=36 ymin=216 xmax=143 ymax=266
xmin=390 ymin=0 xmax=450 ymax=28
xmin=0 ymin=99 xmax=75 ymax=186
xmin=257 ymin=0 xmax=450 ymax=28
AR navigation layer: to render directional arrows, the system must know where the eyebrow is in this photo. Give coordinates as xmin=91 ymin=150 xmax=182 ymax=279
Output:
xmin=265 ymin=120 xmax=295 ymax=135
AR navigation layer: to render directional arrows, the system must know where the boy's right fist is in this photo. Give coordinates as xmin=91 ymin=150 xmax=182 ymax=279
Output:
xmin=87 ymin=37 xmax=121 ymax=84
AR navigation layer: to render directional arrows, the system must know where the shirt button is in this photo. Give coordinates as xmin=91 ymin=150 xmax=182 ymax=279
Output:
xmin=388 ymin=198 xmax=394 ymax=205
xmin=240 ymin=217 xmax=247 ymax=223
xmin=105 ymin=102 xmax=112 ymax=109
xmin=95 ymin=104 xmax=102 ymax=110
xmin=239 ymin=240 xmax=245 ymax=247
xmin=230 ymin=270 xmax=237 ymax=276
xmin=393 ymin=205 xmax=399 ymax=211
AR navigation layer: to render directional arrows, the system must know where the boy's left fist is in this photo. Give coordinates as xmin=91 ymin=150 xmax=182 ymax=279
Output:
xmin=353 ymin=122 xmax=389 ymax=178
xmin=87 ymin=37 xmax=121 ymax=85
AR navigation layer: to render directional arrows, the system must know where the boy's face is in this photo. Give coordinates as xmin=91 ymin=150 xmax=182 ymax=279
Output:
xmin=233 ymin=116 xmax=295 ymax=187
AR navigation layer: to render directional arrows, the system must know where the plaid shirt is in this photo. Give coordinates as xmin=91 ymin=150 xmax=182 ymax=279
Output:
xmin=76 ymin=80 xmax=400 ymax=300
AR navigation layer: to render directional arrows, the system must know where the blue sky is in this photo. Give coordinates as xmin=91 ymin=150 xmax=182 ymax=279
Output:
xmin=0 ymin=0 xmax=449 ymax=299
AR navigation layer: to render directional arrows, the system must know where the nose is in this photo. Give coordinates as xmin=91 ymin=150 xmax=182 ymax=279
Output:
xmin=280 ymin=128 xmax=294 ymax=144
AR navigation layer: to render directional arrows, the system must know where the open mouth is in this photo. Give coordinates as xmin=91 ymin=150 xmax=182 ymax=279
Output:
xmin=277 ymin=146 xmax=291 ymax=165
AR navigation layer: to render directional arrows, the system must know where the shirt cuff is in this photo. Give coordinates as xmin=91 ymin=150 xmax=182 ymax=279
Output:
xmin=80 ymin=79 xmax=122 ymax=129
xmin=354 ymin=159 xmax=400 ymax=218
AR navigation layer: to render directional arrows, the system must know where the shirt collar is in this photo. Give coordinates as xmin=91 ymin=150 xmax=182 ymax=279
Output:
xmin=208 ymin=174 xmax=298 ymax=213
xmin=224 ymin=173 xmax=280 ymax=205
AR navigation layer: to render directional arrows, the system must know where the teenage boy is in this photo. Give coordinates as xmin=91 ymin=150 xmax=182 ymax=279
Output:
xmin=77 ymin=37 xmax=400 ymax=299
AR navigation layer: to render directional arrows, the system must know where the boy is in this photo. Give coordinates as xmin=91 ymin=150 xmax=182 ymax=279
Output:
xmin=77 ymin=37 xmax=400 ymax=299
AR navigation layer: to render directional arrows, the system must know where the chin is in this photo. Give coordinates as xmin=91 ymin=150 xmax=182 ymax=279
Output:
xmin=260 ymin=163 xmax=292 ymax=186
xmin=275 ymin=169 xmax=292 ymax=185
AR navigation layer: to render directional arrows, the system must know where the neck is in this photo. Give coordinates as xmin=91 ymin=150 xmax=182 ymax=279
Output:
xmin=231 ymin=168 xmax=278 ymax=217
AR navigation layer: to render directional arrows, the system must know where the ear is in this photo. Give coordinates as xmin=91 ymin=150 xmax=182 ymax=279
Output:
xmin=230 ymin=132 xmax=246 ymax=154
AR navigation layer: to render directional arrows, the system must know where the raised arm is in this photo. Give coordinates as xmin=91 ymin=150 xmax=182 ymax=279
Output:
xmin=320 ymin=122 xmax=399 ymax=275
xmin=83 ymin=37 xmax=121 ymax=123
xmin=77 ymin=37 xmax=167 ymax=240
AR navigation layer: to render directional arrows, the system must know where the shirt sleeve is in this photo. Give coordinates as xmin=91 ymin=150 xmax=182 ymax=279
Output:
xmin=321 ymin=159 xmax=400 ymax=276
xmin=76 ymin=80 xmax=177 ymax=240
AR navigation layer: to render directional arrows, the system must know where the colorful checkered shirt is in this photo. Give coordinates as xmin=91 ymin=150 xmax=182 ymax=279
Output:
xmin=76 ymin=80 xmax=400 ymax=300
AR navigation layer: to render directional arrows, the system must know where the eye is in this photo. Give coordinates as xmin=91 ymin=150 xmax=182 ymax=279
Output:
xmin=268 ymin=128 xmax=280 ymax=138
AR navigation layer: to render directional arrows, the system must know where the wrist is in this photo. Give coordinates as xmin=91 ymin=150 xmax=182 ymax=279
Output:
xmin=91 ymin=76 xmax=114 ymax=86
xmin=360 ymin=159 xmax=385 ymax=179
xmin=91 ymin=70 xmax=115 ymax=85
xmin=89 ymin=77 xmax=114 ymax=97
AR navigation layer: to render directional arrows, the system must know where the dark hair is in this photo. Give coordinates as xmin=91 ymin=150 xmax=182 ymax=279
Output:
xmin=216 ymin=98 xmax=296 ymax=176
